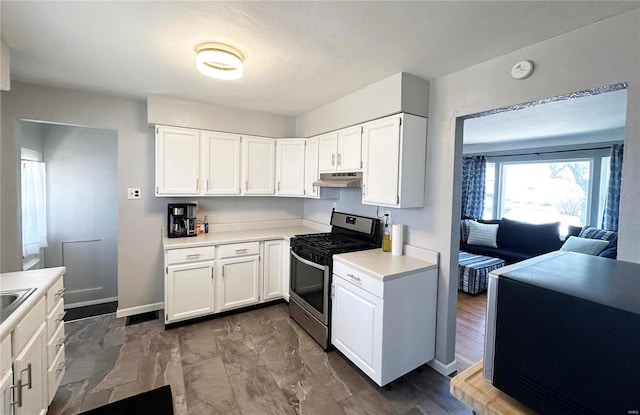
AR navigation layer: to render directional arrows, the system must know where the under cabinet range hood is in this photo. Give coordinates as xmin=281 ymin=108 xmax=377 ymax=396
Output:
xmin=313 ymin=172 xmax=362 ymax=188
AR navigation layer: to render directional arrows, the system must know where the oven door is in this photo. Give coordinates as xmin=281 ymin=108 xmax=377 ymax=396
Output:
xmin=289 ymin=250 xmax=330 ymax=325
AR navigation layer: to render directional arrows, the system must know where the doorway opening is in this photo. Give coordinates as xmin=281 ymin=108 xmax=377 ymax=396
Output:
xmin=453 ymin=83 xmax=628 ymax=372
xmin=19 ymin=120 xmax=118 ymax=312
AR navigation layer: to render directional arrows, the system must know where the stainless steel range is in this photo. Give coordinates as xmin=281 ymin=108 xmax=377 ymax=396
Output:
xmin=289 ymin=211 xmax=381 ymax=350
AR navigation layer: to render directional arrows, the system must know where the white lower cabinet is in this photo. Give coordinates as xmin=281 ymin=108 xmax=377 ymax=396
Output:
xmin=13 ymin=323 xmax=46 ymax=415
xmin=0 ymin=368 xmax=13 ymax=415
xmin=166 ymin=261 xmax=215 ymax=323
xmin=217 ymin=256 xmax=260 ymax=312
xmin=331 ymin=257 xmax=437 ymax=386
xmin=263 ymin=240 xmax=286 ymax=301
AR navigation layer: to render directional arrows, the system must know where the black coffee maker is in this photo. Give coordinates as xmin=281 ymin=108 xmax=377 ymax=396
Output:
xmin=168 ymin=203 xmax=197 ymax=238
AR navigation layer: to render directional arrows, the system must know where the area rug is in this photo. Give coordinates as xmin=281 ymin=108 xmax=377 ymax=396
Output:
xmin=79 ymin=385 xmax=173 ymax=415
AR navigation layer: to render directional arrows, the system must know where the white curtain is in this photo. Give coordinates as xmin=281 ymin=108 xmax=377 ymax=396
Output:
xmin=22 ymin=160 xmax=48 ymax=256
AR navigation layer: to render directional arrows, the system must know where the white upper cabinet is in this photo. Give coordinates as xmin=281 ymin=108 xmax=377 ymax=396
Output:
xmin=201 ymin=131 xmax=241 ymax=195
xmin=318 ymin=127 xmax=362 ymax=173
xmin=156 ymin=126 xmax=200 ymax=196
xmin=275 ymin=139 xmax=306 ymax=197
xmin=305 ymin=137 xmax=320 ymax=198
xmin=337 ymin=126 xmax=363 ymax=171
xmin=318 ymin=132 xmax=338 ymax=172
xmin=242 ymin=136 xmax=276 ymax=195
xmin=362 ymin=114 xmax=427 ymax=208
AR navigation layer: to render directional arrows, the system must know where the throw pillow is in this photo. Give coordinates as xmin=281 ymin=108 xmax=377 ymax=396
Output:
xmin=559 ymin=236 xmax=609 ymax=256
xmin=578 ymin=226 xmax=618 ymax=249
xmin=460 ymin=219 xmax=471 ymax=243
xmin=598 ymin=247 xmax=618 ymax=259
xmin=467 ymin=221 xmax=498 ymax=248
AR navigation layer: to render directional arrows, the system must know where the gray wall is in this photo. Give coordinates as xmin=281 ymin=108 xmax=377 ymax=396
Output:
xmin=0 ymin=82 xmax=301 ymax=315
xmin=19 ymin=121 xmax=45 ymax=155
xmin=42 ymin=124 xmax=118 ymax=305
xmin=300 ymin=8 xmax=640 ymax=372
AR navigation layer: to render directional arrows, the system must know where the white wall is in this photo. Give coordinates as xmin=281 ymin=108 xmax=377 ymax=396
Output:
xmin=300 ymin=9 xmax=640 ymax=373
xmin=1 ymin=82 xmax=302 ymax=315
xmin=42 ymin=124 xmax=118 ymax=305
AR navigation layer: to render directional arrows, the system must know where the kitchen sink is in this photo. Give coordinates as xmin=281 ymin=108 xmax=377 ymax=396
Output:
xmin=0 ymin=288 xmax=36 ymax=323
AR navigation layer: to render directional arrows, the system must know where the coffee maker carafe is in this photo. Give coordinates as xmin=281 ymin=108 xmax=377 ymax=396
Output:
xmin=168 ymin=203 xmax=197 ymax=238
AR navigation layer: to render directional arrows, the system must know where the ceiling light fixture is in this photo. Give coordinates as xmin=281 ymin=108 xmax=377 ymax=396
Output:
xmin=195 ymin=43 xmax=244 ymax=80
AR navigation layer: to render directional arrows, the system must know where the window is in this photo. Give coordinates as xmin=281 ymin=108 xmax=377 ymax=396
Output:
xmin=499 ymin=160 xmax=591 ymax=234
xmin=480 ymin=147 xmax=615 ymax=235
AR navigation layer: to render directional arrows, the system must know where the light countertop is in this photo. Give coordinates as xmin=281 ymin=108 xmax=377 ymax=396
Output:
xmin=162 ymin=225 xmax=322 ymax=249
xmin=334 ymin=248 xmax=438 ymax=281
xmin=0 ymin=266 xmax=66 ymax=342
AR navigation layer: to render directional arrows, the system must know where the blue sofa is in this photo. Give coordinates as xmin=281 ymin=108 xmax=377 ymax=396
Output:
xmin=460 ymin=218 xmax=617 ymax=265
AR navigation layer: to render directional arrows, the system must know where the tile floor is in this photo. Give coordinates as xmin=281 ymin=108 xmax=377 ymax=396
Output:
xmin=49 ymin=303 xmax=469 ymax=415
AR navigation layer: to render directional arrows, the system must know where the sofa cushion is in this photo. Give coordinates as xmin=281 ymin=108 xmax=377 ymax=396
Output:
xmin=459 ymin=243 xmax=530 ymax=265
xmin=460 ymin=219 xmax=471 ymax=243
xmin=599 ymin=247 xmax=618 ymax=259
xmin=467 ymin=221 xmax=498 ymax=248
xmin=497 ymin=218 xmax=562 ymax=255
xmin=578 ymin=226 xmax=618 ymax=249
xmin=560 ymin=236 xmax=609 ymax=256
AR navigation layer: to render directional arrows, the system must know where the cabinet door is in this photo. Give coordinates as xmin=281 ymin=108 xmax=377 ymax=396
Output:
xmin=263 ymin=240 xmax=285 ymax=301
xmin=276 ymin=139 xmax=306 ymax=197
xmin=166 ymin=261 xmax=215 ymax=323
xmin=318 ymin=132 xmax=338 ymax=173
xmin=156 ymin=126 xmax=200 ymax=195
xmin=331 ymin=276 xmax=382 ymax=382
xmin=217 ymin=256 xmax=260 ymax=311
xmin=13 ymin=323 xmax=46 ymax=415
xmin=304 ymin=138 xmax=319 ymax=198
xmin=1 ymin=369 xmax=13 ymax=415
xmin=362 ymin=117 xmax=401 ymax=206
xmin=337 ymin=126 xmax=362 ymax=171
xmin=243 ymin=136 xmax=275 ymax=195
xmin=202 ymin=131 xmax=241 ymax=195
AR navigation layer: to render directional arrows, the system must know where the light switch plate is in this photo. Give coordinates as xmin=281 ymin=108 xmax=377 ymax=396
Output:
xmin=127 ymin=188 xmax=141 ymax=200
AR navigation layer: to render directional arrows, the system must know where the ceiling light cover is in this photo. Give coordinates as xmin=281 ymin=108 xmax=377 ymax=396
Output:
xmin=196 ymin=43 xmax=243 ymax=80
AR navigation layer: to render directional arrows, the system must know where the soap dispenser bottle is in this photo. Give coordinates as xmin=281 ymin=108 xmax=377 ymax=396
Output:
xmin=204 ymin=215 xmax=209 ymax=234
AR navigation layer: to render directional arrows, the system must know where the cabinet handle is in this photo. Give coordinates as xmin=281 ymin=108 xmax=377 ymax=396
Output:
xmin=156 ymin=187 xmax=159 ymax=194
xmin=56 ymin=360 xmax=67 ymax=373
xmin=10 ymin=381 xmax=23 ymax=407
xmin=55 ymin=287 xmax=66 ymax=299
xmin=277 ymin=181 xmax=281 ymax=192
xmin=235 ymin=248 xmax=248 ymax=254
xmin=57 ymin=338 xmax=65 ymax=349
xmin=222 ymin=265 xmax=225 ymax=278
xmin=185 ymin=254 xmax=201 ymax=259
xmin=196 ymin=178 xmax=199 ymax=191
xmin=362 ymin=184 xmax=366 ymax=196
xmin=332 ymin=154 xmax=335 ymax=166
xmin=245 ymin=180 xmax=248 ymax=191
xmin=347 ymin=273 xmax=361 ymax=282
xmin=56 ymin=312 xmax=66 ymax=322
xmin=206 ymin=179 xmax=209 ymax=190
xmin=337 ymin=153 xmax=341 ymax=166
xmin=22 ymin=363 xmax=32 ymax=389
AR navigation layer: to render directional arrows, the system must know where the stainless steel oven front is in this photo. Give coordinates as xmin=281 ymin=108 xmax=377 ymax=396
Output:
xmin=289 ymin=250 xmax=331 ymax=349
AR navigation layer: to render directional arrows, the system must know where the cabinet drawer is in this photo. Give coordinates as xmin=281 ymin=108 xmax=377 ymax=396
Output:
xmin=46 ymin=276 xmax=65 ymax=313
xmin=47 ymin=319 xmax=66 ymax=365
xmin=166 ymin=246 xmax=215 ymax=265
xmin=46 ymin=299 xmax=65 ymax=341
xmin=333 ymin=261 xmax=384 ymax=298
xmin=0 ymin=335 xmax=10 ymax=374
xmin=48 ymin=345 xmax=66 ymax=404
xmin=14 ymin=297 xmax=46 ymax=353
xmin=218 ymin=242 xmax=259 ymax=259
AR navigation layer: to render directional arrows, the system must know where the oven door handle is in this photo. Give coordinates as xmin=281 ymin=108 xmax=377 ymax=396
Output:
xmin=291 ymin=250 xmax=326 ymax=271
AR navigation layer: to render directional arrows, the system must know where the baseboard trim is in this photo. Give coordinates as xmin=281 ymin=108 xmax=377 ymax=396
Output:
xmin=427 ymin=358 xmax=458 ymax=376
xmin=116 ymin=302 xmax=164 ymax=319
xmin=65 ymin=296 xmax=118 ymax=309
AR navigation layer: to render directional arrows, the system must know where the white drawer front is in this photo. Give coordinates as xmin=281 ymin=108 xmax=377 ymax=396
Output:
xmin=333 ymin=261 xmax=384 ymax=298
xmin=0 ymin=335 xmax=10 ymax=374
xmin=47 ymin=322 xmax=65 ymax=366
xmin=14 ymin=297 xmax=46 ymax=353
xmin=46 ymin=299 xmax=65 ymax=341
xmin=167 ymin=246 xmax=215 ymax=265
xmin=48 ymin=345 xmax=66 ymax=404
xmin=46 ymin=276 xmax=65 ymax=313
xmin=218 ymin=242 xmax=259 ymax=259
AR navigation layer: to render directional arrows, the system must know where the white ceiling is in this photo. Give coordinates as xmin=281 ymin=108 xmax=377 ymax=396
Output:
xmin=464 ymin=88 xmax=628 ymax=146
xmin=2 ymin=1 xmax=639 ymax=117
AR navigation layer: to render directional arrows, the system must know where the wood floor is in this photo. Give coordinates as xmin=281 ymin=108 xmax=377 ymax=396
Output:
xmin=454 ymin=292 xmax=487 ymax=373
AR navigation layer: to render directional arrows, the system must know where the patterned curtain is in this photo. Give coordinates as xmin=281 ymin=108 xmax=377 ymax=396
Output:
xmin=602 ymin=144 xmax=624 ymax=231
xmin=461 ymin=156 xmax=487 ymax=219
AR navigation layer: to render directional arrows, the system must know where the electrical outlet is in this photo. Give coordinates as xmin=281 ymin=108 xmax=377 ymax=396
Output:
xmin=384 ymin=210 xmax=392 ymax=223
xmin=127 ymin=188 xmax=141 ymax=200
xmin=332 ymin=202 xmax=337 ymax=210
